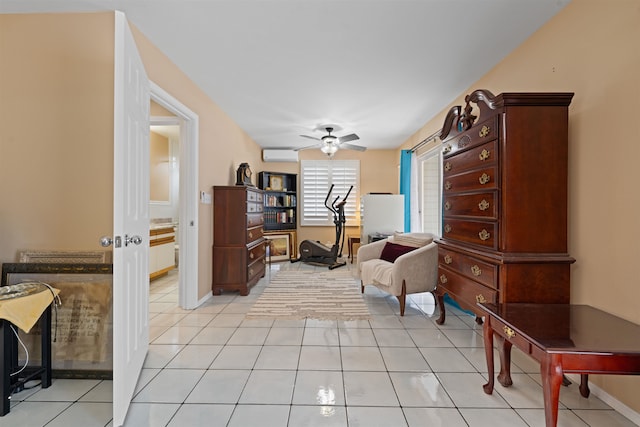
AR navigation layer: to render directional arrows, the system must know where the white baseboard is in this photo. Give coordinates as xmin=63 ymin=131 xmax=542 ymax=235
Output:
xmin=196 ymin=291 xmax=213 ymax=307
xmin=565 ymin=374 xmax=640 ymax=425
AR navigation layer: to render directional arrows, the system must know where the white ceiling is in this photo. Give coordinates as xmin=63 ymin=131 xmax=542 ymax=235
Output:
xmin=1 ymin=0 xmax=571 ymax=150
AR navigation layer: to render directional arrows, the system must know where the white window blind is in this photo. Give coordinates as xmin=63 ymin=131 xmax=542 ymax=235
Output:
xmin=300 ymin=160 xmax=360 ymax=226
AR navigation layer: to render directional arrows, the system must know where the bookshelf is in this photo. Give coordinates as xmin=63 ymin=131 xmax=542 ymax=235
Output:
xmin=258 ymin=171 xmax=297 ymax=231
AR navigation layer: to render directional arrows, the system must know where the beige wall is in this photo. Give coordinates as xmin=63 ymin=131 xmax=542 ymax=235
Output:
xmin=0 ymin=13 xmax=115 ymax=259
xmin=0 ymin=13 xmax=264 ymax=303
xmin=400 ymin=0 xmax=640 ymax=413
xmin=149 ymin=131 xmax=170 ymax=202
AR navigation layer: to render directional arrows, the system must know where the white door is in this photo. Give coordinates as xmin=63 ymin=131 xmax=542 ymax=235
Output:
xmin=113 ymin=11 xmax=150 ymax=426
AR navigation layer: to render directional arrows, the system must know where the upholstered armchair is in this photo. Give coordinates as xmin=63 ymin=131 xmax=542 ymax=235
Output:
xmin=356 ymin=233 xmax=438 ymax=316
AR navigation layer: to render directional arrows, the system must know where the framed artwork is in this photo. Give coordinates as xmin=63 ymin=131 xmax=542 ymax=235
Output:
xmin=269 ymin=175 xmax=284 ymax=191
xmin=1 ymin=263 xmax=113 ymax=379
xmin=18 ymin=250 xmax=112 ymax=264
xmin=265 ymin=233 xmax=290 ymax=261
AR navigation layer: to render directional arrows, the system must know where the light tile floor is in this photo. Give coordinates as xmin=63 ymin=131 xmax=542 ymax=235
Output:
xmin=2 ymin=262 xmax=638 ymax=426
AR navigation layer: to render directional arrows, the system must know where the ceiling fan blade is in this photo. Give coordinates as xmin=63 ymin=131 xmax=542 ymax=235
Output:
xmin=341 ymin=143 xmax=367 ymax=152
xmin=337 ymin=133 xmax=359 ymax=143
xmin=294 ymin=143 xmax=323 ymax=151
xmin=300 ymin=135 xmax=322 ymax=142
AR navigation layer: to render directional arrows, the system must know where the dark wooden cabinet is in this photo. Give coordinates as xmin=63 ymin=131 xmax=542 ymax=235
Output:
xmin=257 ymin=171 xmax=297 ymax=231
xmin=435 ymin=89 xmax=575 ymax=324
xmin=212 ymin=186 xmax=266 ymax=296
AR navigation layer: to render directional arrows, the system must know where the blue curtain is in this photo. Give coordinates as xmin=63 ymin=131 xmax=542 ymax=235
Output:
xmin=400 ymin=150 xmax=412 ymax=232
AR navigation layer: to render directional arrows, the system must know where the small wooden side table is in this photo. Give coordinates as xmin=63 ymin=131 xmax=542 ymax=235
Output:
xmin=0 ymin=306 xmax=52 ymax=415
xmin=478 ymin=302 xmax=640 ymax=427
xmin=348 ymin=236 xmax=360 ymax=263
xmin=0 ymin=284 xmax=58 ymax=416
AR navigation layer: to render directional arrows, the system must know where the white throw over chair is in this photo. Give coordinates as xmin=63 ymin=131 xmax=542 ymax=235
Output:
xmin=356 ymin=232 xmax=438 ymax=316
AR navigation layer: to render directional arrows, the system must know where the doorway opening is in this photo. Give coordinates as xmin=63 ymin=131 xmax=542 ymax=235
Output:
xmin=150 ymin=82 xmax=199 ymax=309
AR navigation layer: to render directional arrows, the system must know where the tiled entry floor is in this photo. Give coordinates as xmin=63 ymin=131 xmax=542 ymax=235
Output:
xmin=1 ymin=262 xmax=637 ymax=426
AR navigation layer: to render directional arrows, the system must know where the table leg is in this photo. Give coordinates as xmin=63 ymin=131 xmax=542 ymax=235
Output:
xmin=541 ymin=353 xmax=563 ymax=427
xmin=0 ymin=320 xmax=10 ymax=416
xmin=436 ymin=293 xmax=446 ymax=325
xmin=497 ymin=336 xmax=514 ymax=387
xmin=579 ymin=374 xmax=590 ymax=398
xmin=482 ymin=317 xmax=495 ymax=394
xmin=40 ymin=306 xmax=52 ymax=389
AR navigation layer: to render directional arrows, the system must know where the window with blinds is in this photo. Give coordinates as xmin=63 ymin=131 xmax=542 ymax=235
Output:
xmin=300 ymin=160 xmax=360 ymax=226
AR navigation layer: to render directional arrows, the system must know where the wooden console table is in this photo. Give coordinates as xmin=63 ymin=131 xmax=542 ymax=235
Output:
xmin=348 ymin=236 xmax=360 ymax=264
xmin=0 ymin=285 xmax=58 ymax=415
xmin=478 ymin=303 xmax=640 ymax=427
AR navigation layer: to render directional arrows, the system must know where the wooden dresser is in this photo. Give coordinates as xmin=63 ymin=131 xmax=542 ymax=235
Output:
xmin=149 ymin=226 xmax=176 ymax=280
xmin=435 ymin=89 xmax=575 ymax=324
xmin=212 ymin=186 xmax=266 ymax=296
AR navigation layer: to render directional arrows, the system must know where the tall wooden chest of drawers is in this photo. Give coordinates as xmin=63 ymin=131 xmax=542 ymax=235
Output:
xmin=212 ymin=186 xmax=266 ymax=296
xmin=435 ymin=89 xmax=575 ymax=324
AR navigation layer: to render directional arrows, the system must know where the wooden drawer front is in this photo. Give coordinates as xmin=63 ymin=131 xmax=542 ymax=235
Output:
xmin=488 ymin=316 xmax=531 ymax=355
xmin=247 ymin=240 xmax=266 ymax=263
xmin=443 ymin=166 xmax=497 ymax=194
xmin=247 ymin=201 xmax=264 ymax=213
xmin=246 ymin=225 xmax=263 ymax=244
xmin=247 ymin=258 xmax=265 ymax=282
xmin=247 ymin=189 xmax=263 ymax=203
xmin=437 ymin=266 xmax=497 ymax=307
xmin=443 ymin=117 xmax=498 ymax=158
xmin=439 ymin=248 xmax=497 ymax=289
xmin=442 ymin=218 xmax=497 ymax=249
xmin=443 ymin=140 xmax=498 ymax=177
xmin=247 ymin=213 xmax=264 ymax=228
xmin=443 ymin=192 xmax=497 ymax=219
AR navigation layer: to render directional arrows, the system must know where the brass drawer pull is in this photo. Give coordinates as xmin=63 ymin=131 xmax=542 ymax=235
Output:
xmin=479 ymin=125 xmax=490 ymax=138
xmin=443 ymin=144 xmax=452 ymax=154
xmin=478 ymin=229 xmax=491 ymax=241
xmin=444 ymin=201 xmax=451 ymax=211
xmin=249 ymin=231 xmax=253 ymax=239
xmin=475 ymin=294 xmax=487 ymax=303
xmin=249 ymin=268 xmax=254 ymax=276
xmin=479 ymin=173 xmax=491 ymax=185
xmin=445 ymin=181 xmax=452 ymax=190
xmin=478 ymin=199 xmax=490 ymax=211
xmin=250 ymin=252 xmax=254 ymax=259
xmin=471 ymin=265 xmax=482 ymax=276
xmin=503 ymin=326 xmax=516 ymax=339
xmin=439 ymin=274 xmax=448 ymax=284
xmin=444 ymin=162 xmax=452 ymax=172
xmin=444 ymin=224 xmax=452 ymax=233
xmin=479 ymin=149 xmax=491 ymax=161
xmin=444 ymin=254 xmax=452 ymax=264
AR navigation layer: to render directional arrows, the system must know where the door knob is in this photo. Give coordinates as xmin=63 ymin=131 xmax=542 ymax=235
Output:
xmin=125 ymin=235 xmax=143 ymax=246
xmin=100 ymin=236 xmax=122 ymax=248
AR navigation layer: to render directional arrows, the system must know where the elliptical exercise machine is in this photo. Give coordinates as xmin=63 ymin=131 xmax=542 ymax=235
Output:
xmin=293 ymin=184 xmax=352 ymax=270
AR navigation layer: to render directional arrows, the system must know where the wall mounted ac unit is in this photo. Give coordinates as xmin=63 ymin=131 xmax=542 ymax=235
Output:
xmin=262 ymin=149 xmax=299 ymax=163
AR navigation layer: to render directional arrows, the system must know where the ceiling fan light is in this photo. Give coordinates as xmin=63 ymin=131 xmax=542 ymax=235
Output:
xmin=321 ymin=144 xmax=338 ymax=154
xmin=323 ymin=136 xmax=337 ymax=144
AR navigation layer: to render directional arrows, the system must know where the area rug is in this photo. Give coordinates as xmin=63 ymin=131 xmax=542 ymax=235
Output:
xmin=245 ymin=269 xmax=371 ymax=321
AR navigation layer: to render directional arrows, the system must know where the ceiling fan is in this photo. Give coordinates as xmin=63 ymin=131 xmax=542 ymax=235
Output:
xmin=296 ymin=127 xmax=366 ymax=156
